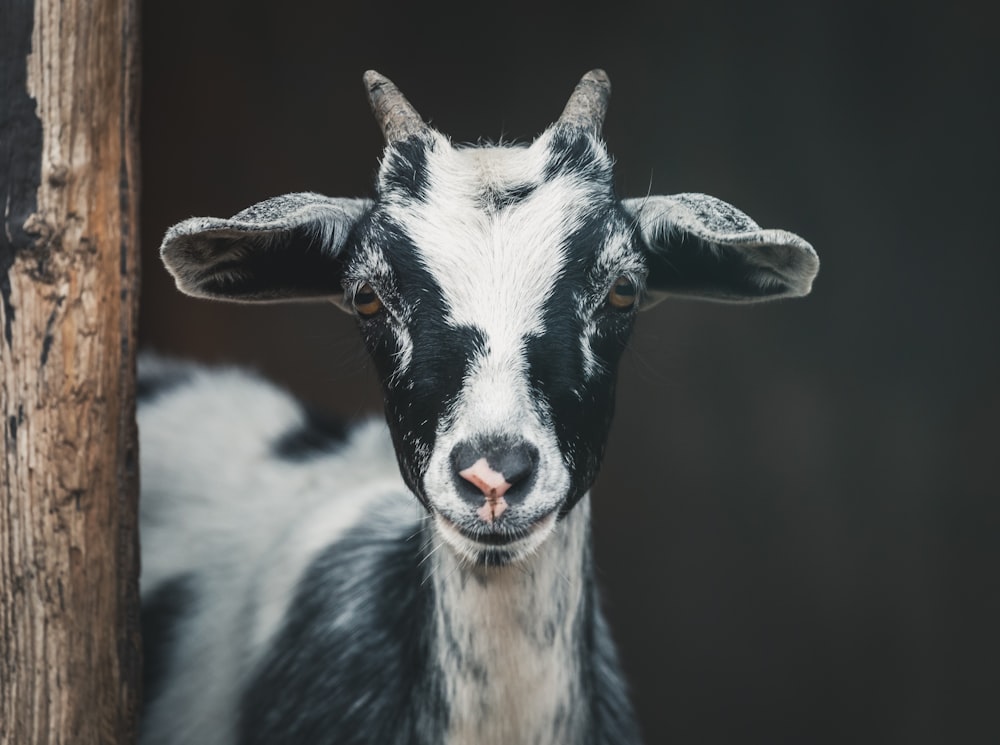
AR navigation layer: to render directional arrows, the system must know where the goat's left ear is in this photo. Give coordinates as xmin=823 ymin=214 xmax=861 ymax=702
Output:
xmin=622 ymin=194 xmax=819 ymax=306
xmin=160 ymin=193 xmax=372 ymax=303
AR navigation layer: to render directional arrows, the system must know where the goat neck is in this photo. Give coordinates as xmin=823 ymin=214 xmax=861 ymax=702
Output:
xmin=429 ymin=495 xmax=593 ymax=745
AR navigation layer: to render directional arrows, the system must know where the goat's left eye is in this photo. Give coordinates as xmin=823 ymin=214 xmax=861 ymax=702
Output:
xmin=353 ymin=282 xmax=383 ymax=317
xmin=608 ymin=276 xmax=637 ymax=310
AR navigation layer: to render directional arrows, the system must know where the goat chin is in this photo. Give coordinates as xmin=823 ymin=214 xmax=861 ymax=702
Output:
xmin=432 ymin=509 xmax=559 ymax=567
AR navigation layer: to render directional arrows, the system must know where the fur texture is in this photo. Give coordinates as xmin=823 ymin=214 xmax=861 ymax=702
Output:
xmin=138 ymin=357 xmax=638 ymax=745
xmin=142 ymin=71 xmax=818 ymax=745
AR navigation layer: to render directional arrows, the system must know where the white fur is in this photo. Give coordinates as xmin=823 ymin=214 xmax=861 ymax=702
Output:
xmin=138 ymin=359 xmax=418 ymax=745
xmin=436 ymin=500 xmax=592 ymax=745
xmin=138 ymin=358 xmax=597 ymax=745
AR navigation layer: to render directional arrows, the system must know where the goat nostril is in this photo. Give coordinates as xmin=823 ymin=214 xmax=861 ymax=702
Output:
xmin=450 ymin=440 xmax=539 ymax=506
xmin=495 ymin=450 xmax=532 ymax=486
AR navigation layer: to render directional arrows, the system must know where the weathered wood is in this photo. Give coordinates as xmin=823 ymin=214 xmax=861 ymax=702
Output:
xmin=0 ymin=0 xmax=141 ymax=742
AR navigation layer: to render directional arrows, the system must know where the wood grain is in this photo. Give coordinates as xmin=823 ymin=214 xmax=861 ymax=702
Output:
xmin=0 ymin=0 xmax=141 ymax=742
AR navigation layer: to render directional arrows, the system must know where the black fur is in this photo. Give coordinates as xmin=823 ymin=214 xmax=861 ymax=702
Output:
xmin=137 ymin=365 xmax=194 ymax=404
xmin=525 ymin=205 xmax=638 ymax=513
xmin=479 ymin=181 xmax=538 ymax=211
xmin=544 ymin=127 xmax=611 ymax=183
xmin=350 ymin=217 xmax=487 ymax=504
xmin=195 ymin=229 xmax=348 ymax=301
xmin=237 ymin=502 xmax=639 ymax=745
xmin=581 ymin=587 xmax=645 ymax=744
xmin=141 ymin=575 xmax=196 ymax=711
xmin=645 ymin=231 xmax=790 ymax=299
xmin=238 ymin=512 xmax=446 ymax=745
xmin=272 ymin=405 xmax=348 ymax=460
xmin=379 ymin=137 xmax=432 ymax=202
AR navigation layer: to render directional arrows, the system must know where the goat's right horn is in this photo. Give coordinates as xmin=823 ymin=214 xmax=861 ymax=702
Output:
xmin=557 ymin=69 xmax=611 ymax=136
xmin=364 ymin=70 xmax=428 ymax=144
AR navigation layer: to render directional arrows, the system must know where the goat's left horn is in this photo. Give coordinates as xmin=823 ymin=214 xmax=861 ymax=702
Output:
xmin=364 ymin=70 xmax=428 ymax=144
xmin=557 ymin=69 xmax=611 ymax=135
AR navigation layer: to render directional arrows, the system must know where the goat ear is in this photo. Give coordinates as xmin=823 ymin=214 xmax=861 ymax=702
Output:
xmin=622 ymin=194 xmax=818 ymax=306
xmin=160 ymin=193 xmax=371 ymax=303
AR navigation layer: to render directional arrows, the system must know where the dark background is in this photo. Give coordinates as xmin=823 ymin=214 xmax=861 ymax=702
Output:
xmin=141 ymin=1 xmax=998 ymax=742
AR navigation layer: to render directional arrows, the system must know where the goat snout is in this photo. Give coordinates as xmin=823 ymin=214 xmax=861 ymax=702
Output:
xmin=451 ymin=439 xmax=538 ymax=522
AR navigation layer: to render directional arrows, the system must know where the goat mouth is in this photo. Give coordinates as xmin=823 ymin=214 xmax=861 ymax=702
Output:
xmin=434 ymin=511 xmax=558 ymax=562
xmin=449 ymin=522 xmax=531 ymax=546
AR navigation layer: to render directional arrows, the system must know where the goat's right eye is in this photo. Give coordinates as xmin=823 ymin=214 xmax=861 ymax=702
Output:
xmin=353 ymin=283 xmax=383 ymax=317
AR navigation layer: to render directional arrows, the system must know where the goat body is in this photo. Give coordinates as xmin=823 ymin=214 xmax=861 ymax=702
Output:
xmin=140 ymin=71 xmax=818 ymax=744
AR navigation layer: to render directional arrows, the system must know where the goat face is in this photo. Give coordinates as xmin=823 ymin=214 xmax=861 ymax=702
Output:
xmin=345 ymin=127 xmax=642 ymax=561
xmin=159 ymin=71 xmax=819 ymax=564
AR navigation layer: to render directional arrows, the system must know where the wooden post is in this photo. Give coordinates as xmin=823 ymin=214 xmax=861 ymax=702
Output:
xmin=0 ymin=0 xmax=142 ymax=742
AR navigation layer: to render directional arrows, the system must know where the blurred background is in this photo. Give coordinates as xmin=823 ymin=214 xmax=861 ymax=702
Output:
xmin=141 ymin=1 xmax=998 ymax=742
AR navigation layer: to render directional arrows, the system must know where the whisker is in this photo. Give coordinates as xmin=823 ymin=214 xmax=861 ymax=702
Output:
xmin=418 ymin=538 xmax=444 ymax=570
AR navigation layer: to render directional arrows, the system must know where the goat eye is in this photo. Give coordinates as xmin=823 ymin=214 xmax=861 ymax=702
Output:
xmin=353 ymin=283 xmax=383 ymax=317
xmin=607 ymin=276 xmax=637 ymax=310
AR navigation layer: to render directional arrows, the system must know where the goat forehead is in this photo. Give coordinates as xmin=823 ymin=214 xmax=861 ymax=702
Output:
xmin=445 ymin=142 xmax=546 ymax=191
xmin=391 ymin=190 xmax=580 ymax=339
xmin=381 ymin=136 xmax=618 ymax=341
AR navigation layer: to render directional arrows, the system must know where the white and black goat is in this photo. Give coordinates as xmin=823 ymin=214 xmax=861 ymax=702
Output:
xmin=139 ymin=70 xmax=819 ymax=745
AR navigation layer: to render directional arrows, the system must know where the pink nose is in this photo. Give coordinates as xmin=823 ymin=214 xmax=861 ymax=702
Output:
xmin=458 ymin=458 xmax=512 ymax=523
xmin=458 ymin=458 xmax=512 ymax=499
xmin=451 ymin=440 xmax=538 ymax=523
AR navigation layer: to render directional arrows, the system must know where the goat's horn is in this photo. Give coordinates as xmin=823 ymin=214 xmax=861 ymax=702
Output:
xmin=364 ymin=70 xmax=428 ymax=144
xmin=557 ymin=69 xmax=611 ymax=135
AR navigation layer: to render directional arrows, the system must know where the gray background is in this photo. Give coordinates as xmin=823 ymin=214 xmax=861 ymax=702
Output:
xmin=140 ymin=1 xmax=998 ymax=742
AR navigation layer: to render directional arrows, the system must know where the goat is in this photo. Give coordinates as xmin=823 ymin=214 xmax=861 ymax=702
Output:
xmin=139 ymin=70 xmax=819 ymax=745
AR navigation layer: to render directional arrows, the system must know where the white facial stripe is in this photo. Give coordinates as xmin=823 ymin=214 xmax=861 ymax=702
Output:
xmin=387 ymin=324 xmax=413 ymax=381
xmin=426 ymin=334 xmax=570 ymax=523
xmin=579 ymin=320 xmax=601 ymax=381
xmin=376 ymin=133 xmax=625 ymax=522
xmin=389 ymin=148 xmax=597 ymax=348
xmin=447 ymin=343 xmax=539 ymax=456
xmin=383 ymin=140 xmax=612 ymax=518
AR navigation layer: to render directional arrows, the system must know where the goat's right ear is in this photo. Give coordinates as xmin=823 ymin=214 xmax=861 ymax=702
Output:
xmin=160 ymin=193 xmax=372 ymax=303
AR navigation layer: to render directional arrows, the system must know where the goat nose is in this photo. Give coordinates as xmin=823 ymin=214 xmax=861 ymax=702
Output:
xmin=450 ymin=440 xmax=538 ymax=514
